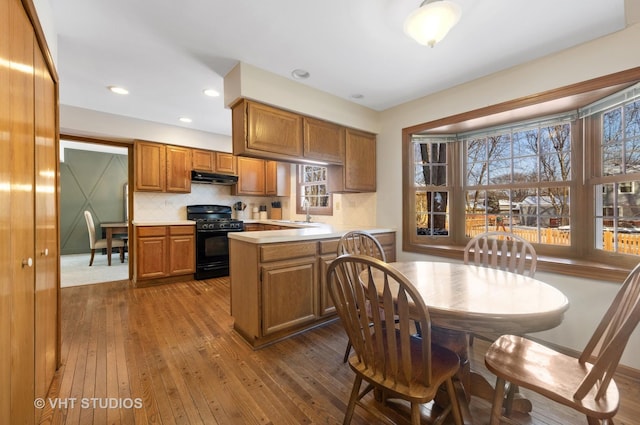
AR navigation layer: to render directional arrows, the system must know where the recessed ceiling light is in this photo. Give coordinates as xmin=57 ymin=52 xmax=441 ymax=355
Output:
xmin=291 ymin=69 xmax=310 ymax=80
xmin=108 ymin=85 xmax=129 ymax=95
xmin=351 ymin=94 xmax=364 ymax=99
xmin=179 ymin=117 xmax=192 ymax=123
xmin=203 ymin=89 xmax=220 ymax=97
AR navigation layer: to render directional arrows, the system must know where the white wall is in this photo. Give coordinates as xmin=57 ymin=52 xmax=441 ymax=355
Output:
xmin=377 ymin=23 xmax=640 ymax=370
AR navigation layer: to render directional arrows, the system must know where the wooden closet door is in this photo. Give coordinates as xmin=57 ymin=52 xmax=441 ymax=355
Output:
xmin=34 ymin=42 xmax=58 ymax=404
xmin=7 ymin=0 xmax=36 ymax=423
xmin=0 ymin=0 xmax=12 ymax=421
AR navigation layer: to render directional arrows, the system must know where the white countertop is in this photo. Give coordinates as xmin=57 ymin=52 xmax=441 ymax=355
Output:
xmin=229 ymin=221 xmax=396 ymax=244
xmin=132 ymin=220 xmax=195 ymax=226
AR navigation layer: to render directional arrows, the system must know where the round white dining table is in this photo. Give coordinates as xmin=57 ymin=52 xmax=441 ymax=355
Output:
xmin=365 ymin=261 xmax=570 ymax=423
xmin=384 ymin=261 xmax=569 ymax=335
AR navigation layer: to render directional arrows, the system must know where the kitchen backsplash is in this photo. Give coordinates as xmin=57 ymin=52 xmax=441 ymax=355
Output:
xmin=133 ymin=184 xmax=377 ymax=225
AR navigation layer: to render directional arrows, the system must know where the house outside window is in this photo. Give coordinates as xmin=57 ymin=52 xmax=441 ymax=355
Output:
xmin=296 ymin=164 xmax=332 ymax=215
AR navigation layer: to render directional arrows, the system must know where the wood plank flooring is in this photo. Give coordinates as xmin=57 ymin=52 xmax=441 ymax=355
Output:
xmin=40 ymin=278 xmax=640 ymax=425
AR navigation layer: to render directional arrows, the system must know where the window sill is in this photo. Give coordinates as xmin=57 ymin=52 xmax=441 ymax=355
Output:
xmin=404 ymin=244 xmax=631 ymax=283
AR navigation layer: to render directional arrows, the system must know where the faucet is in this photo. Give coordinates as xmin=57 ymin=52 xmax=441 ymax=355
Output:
xmin=303 ymin=199 xmax=311 ymax=223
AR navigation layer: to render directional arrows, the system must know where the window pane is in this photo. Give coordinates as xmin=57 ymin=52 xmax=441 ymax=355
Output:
xmin=596 ymin=182 xmax=640 ymax=255
xmin=624 ymin=100 xmax=640 ymax=139
xmin=416 ymin=191 xmax=449 ymax=236
xmin=414 ymin=141 xmax=447 ymax=186
xmin=603 ymin=107 xmax=622 ymax=143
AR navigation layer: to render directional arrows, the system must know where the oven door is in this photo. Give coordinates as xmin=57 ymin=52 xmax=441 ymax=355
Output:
xmin=195 ymin=230 xmax=231 ymax=279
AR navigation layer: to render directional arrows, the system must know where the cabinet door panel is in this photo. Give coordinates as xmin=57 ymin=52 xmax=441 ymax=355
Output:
xmin=261 ymin=259 xmax=317 ymax=335
xmin=318 ymin=254 xmax=337 ymax=316
xmin=345 ymin=129 xmax=376 ymax=191
xmin=235 ymin=157 xmax=265 ymax=195
xmin=215 ymin=152 xmax=237 ymax=174
xmin=303 ymin=117 xmax=344 ymax=164
xmin=136 ymin=236 xmax=168 ymax=279
xmin=192 ymin=149 xmax=214 ymax=172
xmin=265 ymin=160 xmax=277 ymax=195
xmin=247 ymin=102 xmax=303 ymax=157
xmin=135 ymin=141 xmax=166 ymax=191
xmin=166 ymin=145 xmax=191 ymax=193
xmin=169 ymin=235 xmax=195 ymax=275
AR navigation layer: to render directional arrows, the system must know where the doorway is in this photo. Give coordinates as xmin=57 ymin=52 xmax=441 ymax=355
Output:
xmin=59 ymin=139 xmax=131 ymax=286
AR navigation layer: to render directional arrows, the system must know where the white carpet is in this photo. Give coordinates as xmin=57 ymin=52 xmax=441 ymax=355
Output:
xmin=61 ymin=253 xmax=129 ymax=287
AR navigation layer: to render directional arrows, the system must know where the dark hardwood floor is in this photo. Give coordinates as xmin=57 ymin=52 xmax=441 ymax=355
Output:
xmin=39 ymin=278 xmax=640 ymax=425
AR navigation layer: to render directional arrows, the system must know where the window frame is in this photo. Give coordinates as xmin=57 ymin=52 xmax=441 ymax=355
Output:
xmin=402 ymin=67 xmax=640 ymax=282
xmin=295 ymin=164 xmax=333 ymax=216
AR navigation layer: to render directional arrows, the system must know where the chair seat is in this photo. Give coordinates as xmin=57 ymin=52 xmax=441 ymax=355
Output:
xmin=485 ymin=334 xmax=620 ymax=418
xmin=93 ymin=238 xmax=126 ymax=250
xmin=349 ymin=332 xmax=460 ymax=402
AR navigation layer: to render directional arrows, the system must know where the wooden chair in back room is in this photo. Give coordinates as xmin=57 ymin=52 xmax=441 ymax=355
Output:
xmin=83 ymin=210 xmax=125 ymax=266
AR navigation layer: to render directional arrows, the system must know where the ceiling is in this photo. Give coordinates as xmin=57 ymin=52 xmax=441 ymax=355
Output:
xmin=51 ymin=0 xmax=627 ymax=137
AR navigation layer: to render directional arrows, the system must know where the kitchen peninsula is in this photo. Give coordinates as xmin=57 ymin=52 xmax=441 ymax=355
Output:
xmin=228 ymin=224 xmax=396 ymax=349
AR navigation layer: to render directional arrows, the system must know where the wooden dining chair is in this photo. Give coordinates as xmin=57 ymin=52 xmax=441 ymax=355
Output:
xmin=84 ymin=211 xmax=125 ymax=266
xmin=464 ymin=231 xmax=537 ymax=345
xmin=337 ymin=231 xmax=388 ymax=363
xmin=484 ymin=261 xmax=640 ymax=425
xmin=327 ymin=254 xmax=463 ymax=425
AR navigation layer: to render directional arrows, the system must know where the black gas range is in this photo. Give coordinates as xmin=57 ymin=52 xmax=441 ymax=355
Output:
xmin=187 ymin=205 xmax=244 ymax=280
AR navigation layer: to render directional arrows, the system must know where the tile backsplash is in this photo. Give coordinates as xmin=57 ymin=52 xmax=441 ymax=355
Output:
xmin=133 ymin=184 xmax=278 ymax=222
xmin=133 ymin=184 xmax=377 ymax=225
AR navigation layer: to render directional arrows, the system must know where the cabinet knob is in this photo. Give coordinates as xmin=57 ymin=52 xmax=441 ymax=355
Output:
xmin=22 ymin=257 xmax=33 ymax=268
xmin=41 ymin=248 xmax=49 ymax=256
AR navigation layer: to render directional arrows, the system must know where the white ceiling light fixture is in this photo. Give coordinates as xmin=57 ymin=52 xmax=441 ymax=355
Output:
xmin=179 ymin=117 xmax=192 ymax=123
xmin=404 ymin=0 xmax=462 ymax=48
xmin=203 ymin=89 xmax=220 ymax=97
xmin=107 ymin=85 xmax=129 ymax=95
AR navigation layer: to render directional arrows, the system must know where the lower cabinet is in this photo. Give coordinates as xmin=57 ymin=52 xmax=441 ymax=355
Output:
xmin=229 ymin=231 xmax=396 ymax=349
xmin=135 ymin=225 xmax=195 ymax=282
xmin=261 ymin=257 xmax=317 ymax=335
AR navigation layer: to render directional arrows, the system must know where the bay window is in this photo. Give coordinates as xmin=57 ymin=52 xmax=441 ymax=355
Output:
xmin=402 ymin=69 xmax=640 ymax=276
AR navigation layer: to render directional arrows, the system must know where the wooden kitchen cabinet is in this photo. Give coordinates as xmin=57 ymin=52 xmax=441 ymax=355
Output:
xmin=229 ymin=232 xmax=395 ymax=349
xmin=303 ymin=117 xmax=344 ymax=164
xmin=135 ymin=141 xmax=166 ymax=191
xmin=328 ymin=128 xmax=376 ymax=192
xmin=233 ymin=157 xmax=289 ymax=196
xmin=135 ymin=225 xmax=195 ymax=282
xmin=166 ymin=145 xmax=192 ymax=192
xmin=192 ymin=148 xmax=215 ymax=172
xmin=192 ymin=149 xmax=237 ymax=175
xmin=135 ymin=141 xmax=191 ymax=193
xmin=261 ymin=256 xmax=317 ymax=335
xmin=233 ymin=156 xmax=265 ymax=195
xmin=232 ymin=99 xmax=303 ymax=160
xmin=216 ymin=152 xmax=237 ymax=174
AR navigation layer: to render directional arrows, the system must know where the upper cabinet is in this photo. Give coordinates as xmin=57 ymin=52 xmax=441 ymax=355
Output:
xmin=192 ymin=149 xmax=237 ymax=175
xmin=192 ymin=148 xmax=215 ymax=172
xmin=328 ymin=129 xmax=376 ymax=193
xmin=135 ymin=140 xmax=191 ymax=193
xmin=303 ymin=117 xmax=344 ymax=164
xmin=233 ymin=99 xmax=303 ymax=159
xmin=233 ymin=157 xmax=290 ymax=196
xmin=232 ymin=98 xmax=376 ymax=192
xmin=216 ymin=152 xmax=237 ymax=175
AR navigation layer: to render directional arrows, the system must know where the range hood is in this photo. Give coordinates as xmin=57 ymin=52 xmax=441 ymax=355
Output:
xmin=191 ymin=170 xmax=238 ymax=185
